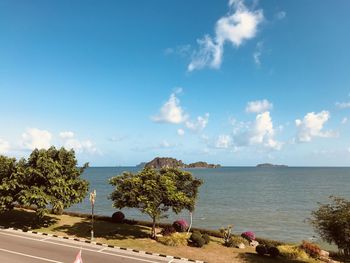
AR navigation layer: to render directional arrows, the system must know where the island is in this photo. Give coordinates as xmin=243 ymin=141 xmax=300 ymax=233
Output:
xmin=256 ymin=163 xmax=288 ymax=168
xmin=142 ymin=157 xmax=221 ymax=169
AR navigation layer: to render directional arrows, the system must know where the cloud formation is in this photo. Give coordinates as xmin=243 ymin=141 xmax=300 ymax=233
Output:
xmin=152 ymin=92 xmax=188 ymax=124
xmin=188 ymin=0 xmax=263 ymax=71
xmin=246 ymin=99 xmax=273 ymax=113
xmin=253 ymin=41 xmax=263 ymax=66
xmin=215 ymin=134 xmax=232 ymax=149
xmin=177 ymin=129 xmax=185 ymax=136
xmin=335 ymin=101 xmax=350 ymax=109
xmin=21 ymin=128 xmax=52 ymax=150
xmin=295 ymin=111 xmax=334 ymax=142
xmin=60 ymin=131 xmax=99 ymax=154
xmin=0 ymin=139 xmax=10 ymax=154
xmin=185 ymin=113 xmax=210 ymax=132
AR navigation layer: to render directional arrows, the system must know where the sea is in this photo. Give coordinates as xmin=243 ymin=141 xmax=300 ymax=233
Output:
xmin=68 ymin=167 xmax=350 ymax=244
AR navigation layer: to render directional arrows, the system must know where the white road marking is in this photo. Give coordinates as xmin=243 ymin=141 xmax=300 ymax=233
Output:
xmin=168 ymin=259 xmax=174 ymax=263
xmin=98 ymin=247 xmax=107 ymax=252
xmin=40 ymin=236 xmax=51 ymax=241
xmin=0 ymin=231 xmax=165 ymax=263
xmin=0 ymin=247 xmax=64 ymax=262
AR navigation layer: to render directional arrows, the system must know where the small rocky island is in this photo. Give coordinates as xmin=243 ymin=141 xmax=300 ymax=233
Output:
xmin=256 ymin=163 xmax=288 ymax=168
xmin=140 ymin=157 xmax=221 ymax=169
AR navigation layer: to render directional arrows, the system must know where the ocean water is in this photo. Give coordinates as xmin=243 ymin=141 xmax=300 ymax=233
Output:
xmin=68 ymin=167 xmax=350 ymax=243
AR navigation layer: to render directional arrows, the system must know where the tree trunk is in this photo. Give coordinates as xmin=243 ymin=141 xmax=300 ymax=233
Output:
xmin=151 ymin=216 xmax=157 ymax=239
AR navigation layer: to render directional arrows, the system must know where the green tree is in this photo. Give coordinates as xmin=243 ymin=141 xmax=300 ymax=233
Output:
xmin=0 ymin=156 xmax=25 ymax=212
xmin=18 ymin=147 xmax=89 ymax=218
xmin=109 ymin=167 xmax=203 ymax=238
xmin=310 ymin=196 xmax=350 ymax=256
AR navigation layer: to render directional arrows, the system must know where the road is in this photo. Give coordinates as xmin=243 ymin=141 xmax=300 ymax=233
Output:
xmin=0 ymin=228 xmax=194 ymax=263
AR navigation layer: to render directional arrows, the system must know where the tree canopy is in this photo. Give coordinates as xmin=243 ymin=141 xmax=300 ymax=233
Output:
xmin=311 ymin=196 xmax=350 ymax=256
xmin=109 ymin=167 xmax=203 ymax=238
xmin=0 ymin=147 xmax=89 ymax=218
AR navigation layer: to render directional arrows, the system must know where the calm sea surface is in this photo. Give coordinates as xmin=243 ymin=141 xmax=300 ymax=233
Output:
xmin=68 ymin=167 xmax=350 ymax=243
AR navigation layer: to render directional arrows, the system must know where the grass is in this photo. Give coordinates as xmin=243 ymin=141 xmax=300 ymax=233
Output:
xmin=0 ymin=209 xmax=329 ymax=263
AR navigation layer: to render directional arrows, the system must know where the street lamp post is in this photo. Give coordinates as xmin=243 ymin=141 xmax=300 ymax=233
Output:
xmin=89 ymin=190 xmax=96 ymax=241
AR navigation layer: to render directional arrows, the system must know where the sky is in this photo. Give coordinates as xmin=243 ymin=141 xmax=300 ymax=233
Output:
xmin=1 ymin=0 xmax=350 ymax=166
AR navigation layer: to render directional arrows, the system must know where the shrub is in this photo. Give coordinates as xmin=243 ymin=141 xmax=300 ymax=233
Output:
xmin=173 ymin=219 xmax=189 ymax=232
xmin=300 ymin=240 xmax=321 ymax=259
xmin=255 ymin=237 xmax=285 ymax=247
xmin=225 ymin=236 xmax=249 ymax=248
xmin=268 ymin=247 xmax=280 ymax=258
xmin=158 ymin=232 xmax=188 ymax=247
xmin=241 ymin=231 xmax=256 ymax=241
xmin=189 ymin=231 xmax=206 ymax=248
xmin=277 ymin=245 xmax=309 ymax=260
xmin=161 ymin=226 xmax=176 ymax=236
xmin=202 ymin=233 xmax=210 ymax=244
xmin=220 ymin=225 xmax=233 ymax=246
xmin=256 ymin=245 xmax=268 ymax=256
xmin=111 ymin=211 xmax=125 ymax=222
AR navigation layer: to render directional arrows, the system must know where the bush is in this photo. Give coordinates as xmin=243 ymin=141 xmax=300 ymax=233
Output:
xmin=225 ymin=236 xmax=249 ymax=247
xmin=241 ymin=231 xmax=256 ymax=241
xmin=311 ymin=196 xmax=350 ymax=256
xmin=158 ymin=232 xmax=188 ymax=247
xmin=111 ymin=211 xmax=125 ymax=222
xmin=256 ymin=245 xmax=268 ymax=256
xmin=300 ymin=240 xmax=321 ymax=259
xmin=255 ymin=237 xmax=285 ymax=247
xmin=202 ymin=233 xmax=210 ymax=244
xmin=268 ymin=247 xmax=280 ymax=258
xmin=277 ymin=245 xmax=310 ymax=260
xmin=173 ymin=219 xmax=189 ymax=232
xmin=189 ymin=231 xmax=206 ymax=248
xmin=161 ymin=226 xmax=176 ymax=236
xmin=220 ymin=225 xmax=233 ymax=246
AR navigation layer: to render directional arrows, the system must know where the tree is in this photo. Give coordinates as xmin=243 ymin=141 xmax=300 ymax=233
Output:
xmin=18 ymin=147 xmax=89 ymax=218
xmin=109 ymin=167 xmax=203 ymax=239
xmin=310 ymin=196 xmax=350 ymax=256
xmin=0 ymin=156 xmax=25 ymax=212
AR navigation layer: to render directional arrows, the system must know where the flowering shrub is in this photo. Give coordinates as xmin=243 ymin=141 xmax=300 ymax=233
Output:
xmin=173 ymin=219 xmax=189 ymax=232
xmin=241 ymin=231 xmax=256 ymax=241
xmin=300 ymin=241 xmax=321 ymax=259
xmin=111 ymin=211 xmax=125 ymax=222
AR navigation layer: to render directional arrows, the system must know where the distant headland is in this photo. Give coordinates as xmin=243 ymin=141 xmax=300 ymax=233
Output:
xmin=256 ymin=163 xmax=288 ymax=168
xmin=137 ymin=157 xmax=221 ymax=169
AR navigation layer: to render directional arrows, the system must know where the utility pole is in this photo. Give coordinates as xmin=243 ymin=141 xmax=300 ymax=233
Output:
xmin=89 ymin=190 xmax=96 ymax=241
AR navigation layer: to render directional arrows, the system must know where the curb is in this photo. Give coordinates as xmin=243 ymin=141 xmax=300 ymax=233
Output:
xmin=0 ymin=226 xmax=206 ymax=263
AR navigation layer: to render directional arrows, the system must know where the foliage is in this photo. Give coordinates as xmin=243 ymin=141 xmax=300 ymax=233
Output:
xmin=241 ymin=231 xmax=256 ymax=241
xmin=256 ymin=244 xmax=268 ymax=256
xmin=0 ymin=156 xmax=25 ymax=213
xmin=255 ymin=237 xmax=285 ymax=247
xmin=224 ymin=236 xmax=248 ymax=248
xmin=173 ymin=219 xmax=188 ymax=232
xmin=277 ymin=245 xmax=310 ymax=260
xmin=17 ymin=147 xmax=89 ymax=218
xmin=268 ymin=246 xmax=280 ymax=258
xmin=202 ymin=233 xmax=210 ymax=244
xmin=189 ymin=231 xmax=206 ymax=248
xmin=111 ymin=211 xmax=125 ymax=223
xmin=109 ymin=167 xmax=202 ymax=238
xmin=310 ymin=196 xmax=350 ymax=256
xmin=161 ymin=226 xmax=176 ymax=236
xmin=158 ymin=232 xmax=188 ymax=247
xmin=219 ymin=225 xmax=233 ymax=247
xmin=300 ymin=240 xmax=321 ymax=259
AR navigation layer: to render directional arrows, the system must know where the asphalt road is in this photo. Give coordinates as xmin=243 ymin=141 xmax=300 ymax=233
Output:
xmin=0 ymin=228 xmax=192 ymax=263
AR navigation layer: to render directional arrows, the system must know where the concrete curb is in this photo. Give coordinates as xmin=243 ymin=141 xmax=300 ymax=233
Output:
xmin=0 ymin=226 xmax=206 ymax=263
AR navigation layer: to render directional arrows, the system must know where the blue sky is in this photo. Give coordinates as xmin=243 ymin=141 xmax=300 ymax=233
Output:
xmin=1 ymin=0 xmax=350 ymax=166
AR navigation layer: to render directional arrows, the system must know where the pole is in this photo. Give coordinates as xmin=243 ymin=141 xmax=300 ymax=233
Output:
xmin=89 ymin=190 xmax=96 ymax=241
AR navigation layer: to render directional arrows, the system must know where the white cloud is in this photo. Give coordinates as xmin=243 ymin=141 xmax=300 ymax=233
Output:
xmin=63 ymin=138 xmax=98 ymax=154
xmin=253 ymin=41 xmax=263 ymax=66
xmin=177 ymin=129 xmax=185 ymax=136
xmin=249 ymin=111 xmax=282 ymax=150
xmin=21 ymin=128 xmax=52 ymax=150
xmin=59 ymin=131 xmax=75 ymax=139
xmin=185 ymin=113 xmax=209 ymax=132
xmin=275 ymin=11 xmax=286 ymax=20
xmin=152 ymin=93 xmax=188 ymax=124
xmin=295 ymin=111 xmax=334 ymax=142
xmin=188 ymin=0 xmax=263 ymax=71
xmin=246 ymin=99 xmax=273 ymax=113
xmin=335 ymin=101 xmax=350 ymax=109
xmin=0 ymin=139 xmax=10 ymax=154
xmin=159 ymin=140 xmax=174 ymax=148
xmin=342 ymin=117 xmax=348 ymax=124
xmin=215 ymin=135 xmax=232 ymax=148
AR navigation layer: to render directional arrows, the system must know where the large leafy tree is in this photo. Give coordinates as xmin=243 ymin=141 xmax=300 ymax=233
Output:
xmin=18 ymin=147 xmax=89 ymax=218
xmin=311 ymin=196 xmax=350 ymax=256
xmin=109 ymin=167 xmax=203 ymax=238
xmin=0 ymin=156 xmax=25 ymax=212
